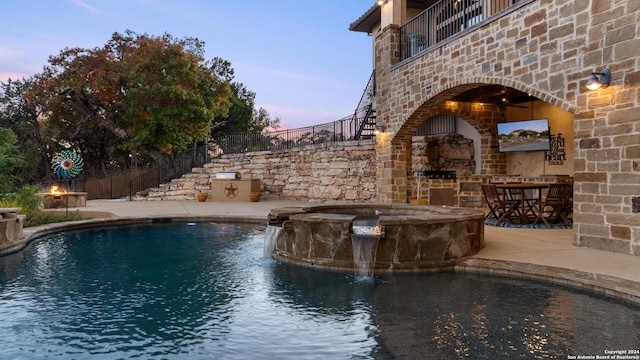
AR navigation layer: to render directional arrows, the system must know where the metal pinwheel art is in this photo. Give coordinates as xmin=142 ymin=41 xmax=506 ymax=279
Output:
xmin=52 ymin=150 xmax=84 ymax=179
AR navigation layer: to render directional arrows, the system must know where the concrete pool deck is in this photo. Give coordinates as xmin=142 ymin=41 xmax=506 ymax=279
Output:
xmin=37 ymin=198 xmax=640 ymax=304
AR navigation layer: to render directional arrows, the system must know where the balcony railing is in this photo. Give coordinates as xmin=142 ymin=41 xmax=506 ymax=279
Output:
xmin=399 ymin=0 xmax=531 ymax=62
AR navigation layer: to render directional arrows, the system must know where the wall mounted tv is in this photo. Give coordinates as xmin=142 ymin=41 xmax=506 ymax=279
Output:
xmin=497 ymin=119 xmax=551 ymax=152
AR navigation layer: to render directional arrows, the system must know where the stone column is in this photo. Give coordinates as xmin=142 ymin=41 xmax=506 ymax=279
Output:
xmin=376 ymin=132 xmax=409 ymax=203
xmin=374 ymin=17 xmax=405 ymax=203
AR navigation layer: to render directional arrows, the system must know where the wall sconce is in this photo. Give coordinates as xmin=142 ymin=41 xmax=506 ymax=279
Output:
xmin=374 ymin=124 xmax=386 ymax=135
xmin=586 ymin=68 xmax=611 ymax=90
xmin=376 ymin=0 xmax=388 ymax=6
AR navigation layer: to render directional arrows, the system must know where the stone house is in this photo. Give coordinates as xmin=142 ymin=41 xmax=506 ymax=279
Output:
xmin=149 ymin=0 xmax=639 ymax=258
xmin=349 ymin=0 xmax=640 ymax=256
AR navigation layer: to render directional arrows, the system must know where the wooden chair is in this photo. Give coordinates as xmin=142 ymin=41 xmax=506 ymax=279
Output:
xmin=481 ymin=184 xmax=521 ymax=225
xmin=531 ymin=183 xmax=573 ymax=227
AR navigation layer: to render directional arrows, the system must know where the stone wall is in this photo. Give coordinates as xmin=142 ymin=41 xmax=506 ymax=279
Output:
xmin=372 ymin=0 xmax=640 ymax=255
xmin=412 ymin=134 xmax=475 ymax=176
xmin=142 ymin=136 xmax=480 ymax=203
xmin=141 ymin=140 xmax=378 ymax=202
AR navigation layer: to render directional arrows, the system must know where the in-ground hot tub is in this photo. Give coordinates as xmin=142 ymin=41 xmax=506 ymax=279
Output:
xmin=266 ymin=204 xmax=484 ymax=273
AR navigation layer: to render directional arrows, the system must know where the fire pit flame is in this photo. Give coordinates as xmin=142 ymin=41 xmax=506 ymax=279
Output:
xmin=49 ymin=186 xmax=67 ymax=195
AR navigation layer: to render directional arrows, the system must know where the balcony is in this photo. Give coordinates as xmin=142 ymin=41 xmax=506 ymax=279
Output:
xmin=399 ymin=0 xmax=533 ymax=62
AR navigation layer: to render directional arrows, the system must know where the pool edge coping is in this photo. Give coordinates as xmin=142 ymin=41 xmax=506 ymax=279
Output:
xmin=457 ymin=258 xmax=640 ymax=306
xmin=4 ymin=214 xmax=640 ymax=306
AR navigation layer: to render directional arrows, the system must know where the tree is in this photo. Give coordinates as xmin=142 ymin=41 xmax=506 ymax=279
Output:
xmin=25 ymin=30 xmax=233 ymax=176
xmin=209 ymin=89 xmax=282 ymax=155
xmin=250 ymin=107 xmax=281 ymax=133
xmin=0 ymin=128 xmax=22 ymax=194
xmin=208 ymin=60 xmax=281 ymax=137
xmin=0 ymin=78 xmax=51 ymax=183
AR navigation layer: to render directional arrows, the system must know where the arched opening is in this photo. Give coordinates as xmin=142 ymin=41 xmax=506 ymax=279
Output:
xmin=387 ymin=83 xmax=575 ymax=206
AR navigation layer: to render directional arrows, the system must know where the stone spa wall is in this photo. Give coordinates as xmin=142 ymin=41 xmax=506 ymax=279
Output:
xmin=266 ymin=204 xmax=485 ymax=273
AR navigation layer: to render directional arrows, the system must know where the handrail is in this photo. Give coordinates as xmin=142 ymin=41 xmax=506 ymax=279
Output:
xmin=399 ymin=0 xmax=533 ymax=62
xmin=128 ymin=142 xmax=207 ymax=200
xmin=210 ymin=115 xmax=361 ymax=155
xmin=40 ymin=143 xmax=207 ymax=200
xmin=353 ymin=71 xmax=377 ymax=140
xmin=354 ymin=71 xmax=376 ymax=119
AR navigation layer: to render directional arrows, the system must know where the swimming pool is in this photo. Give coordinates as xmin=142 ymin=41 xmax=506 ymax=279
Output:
xmin=0 ymin=223 xmax=638 ymax=359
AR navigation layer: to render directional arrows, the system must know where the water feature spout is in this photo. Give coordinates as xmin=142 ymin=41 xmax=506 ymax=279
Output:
xmin=351 ymin=219 xmax=383 ymax=278
xmin=264 ymin=225 xmax=282 ymax=258
xmin=350 ymin=233 xmax=381 ymax=278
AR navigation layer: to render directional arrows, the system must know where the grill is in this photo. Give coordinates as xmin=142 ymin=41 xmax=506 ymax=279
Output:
xmin=420 ymin=170 xmax=457 ymax=182
xmin=216 ymin=172 xmax=241 ymax=180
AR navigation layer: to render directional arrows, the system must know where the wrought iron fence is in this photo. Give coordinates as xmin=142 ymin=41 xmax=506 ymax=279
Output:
xmin=211 ymin=114 xmax=371 ymax=155
xmin=128 ymin=142 xmax=207 ymax=199
xmin=211 ymin=71 xmax=376 ymax=154
xmin=41 ymin=143 xmax=207 ymax=200
xmin=399 ymin=0 xmax=532 ymax=62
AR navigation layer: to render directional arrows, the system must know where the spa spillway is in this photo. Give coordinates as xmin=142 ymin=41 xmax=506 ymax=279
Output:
xmin=266 ymin=204 xmax=485 ymax=273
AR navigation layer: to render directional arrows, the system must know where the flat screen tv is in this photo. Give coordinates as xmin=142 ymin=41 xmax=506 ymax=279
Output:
xmin=497 ymin=119 xmax=551 ymax=152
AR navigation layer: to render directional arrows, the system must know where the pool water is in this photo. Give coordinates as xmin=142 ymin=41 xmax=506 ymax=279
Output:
xmin=0 ymin=223 xmax=638 ymax=359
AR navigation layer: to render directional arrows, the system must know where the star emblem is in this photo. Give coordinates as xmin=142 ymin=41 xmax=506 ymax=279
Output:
xmin=224 ymin=183 xmax=239 ymax=198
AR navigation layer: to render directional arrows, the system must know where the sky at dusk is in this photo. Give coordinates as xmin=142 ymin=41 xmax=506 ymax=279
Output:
xmin=0 ymin=0 xmax=376 ymax=129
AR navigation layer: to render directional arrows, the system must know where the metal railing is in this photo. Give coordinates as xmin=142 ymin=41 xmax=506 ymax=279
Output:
xmin=211 ymin=116 xmax=352 ymax=154
xmin=399 ymin=0 xmax=530 ymax=62
xmin=212 ymin=71 xmax=377 ymax=154
xmin=354 ymin=71 xmax=377 ymax=140
xmin=40 ymin=143 xmax=208 ymax=200
xmin=211 ymin=115 xmax=374 ymax=155
xmin=128 ymin=142 xmax=207 ymax=199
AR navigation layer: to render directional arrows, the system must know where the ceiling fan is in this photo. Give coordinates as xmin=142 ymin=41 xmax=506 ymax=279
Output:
xmin=495 ymin=97 xmax=528 ymax=111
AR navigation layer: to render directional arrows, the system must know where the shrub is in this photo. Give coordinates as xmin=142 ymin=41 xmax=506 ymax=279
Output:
xmin=0 ymin=185 xmax=85 ymax=227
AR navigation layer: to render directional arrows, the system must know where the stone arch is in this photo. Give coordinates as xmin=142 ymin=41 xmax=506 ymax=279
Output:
xmin=394 ymin=78 xmax=574 ymax=140
xmin=432 ymin=77 xmax=576 ymax=114
xmin=391 ymin=78 xmax=575 ymax=178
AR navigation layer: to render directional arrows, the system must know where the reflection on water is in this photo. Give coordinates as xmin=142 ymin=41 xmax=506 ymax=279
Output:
xmin=0 ymin=223 xmax=638 ymax=359
xmin=372 ymin=273 xmax=640 ymax=359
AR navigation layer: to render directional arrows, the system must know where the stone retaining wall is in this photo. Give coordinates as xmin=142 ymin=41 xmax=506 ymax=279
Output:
xmin=141 ymin=135 xmax=480 ymax=203
xmin=141 ymin=140 xmax=378 ymax=202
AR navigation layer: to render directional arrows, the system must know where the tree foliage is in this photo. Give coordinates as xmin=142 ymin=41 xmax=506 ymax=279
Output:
xmin=0 ymin=128 xmax=22 ymax=194
xmin=0 ymin=78 xmax=48 ymax=183
xmin=212 ymin=83 xmax=280 ymax=136
xmin=2 ymin=30 xmax=282 ymax=183
xmin=209 ymin=60 xmax=281 ymax=137
xmin=25 ymin=30 xmax=233 ymax=176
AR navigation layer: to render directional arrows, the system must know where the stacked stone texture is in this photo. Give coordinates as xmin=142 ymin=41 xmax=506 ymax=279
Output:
xmin=372 ymin=0 xmax=640 ymax=255
xmin=142 ymin=141 xmax=378 ymax=203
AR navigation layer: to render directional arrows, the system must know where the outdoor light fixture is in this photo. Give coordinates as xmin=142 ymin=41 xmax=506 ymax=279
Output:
xmin=374 ymin=124 xmax=386 ymax=135
xmin=377 ymin=0 xmax=388 ymax=6
xmin=586 ymin=68 xmax=611 ymax=90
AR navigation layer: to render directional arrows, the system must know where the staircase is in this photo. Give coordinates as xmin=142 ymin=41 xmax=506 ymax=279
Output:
xmin=353 ymin=71 xmax=377 ymax=140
